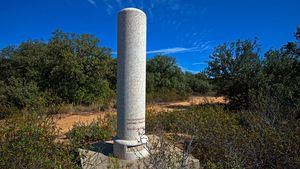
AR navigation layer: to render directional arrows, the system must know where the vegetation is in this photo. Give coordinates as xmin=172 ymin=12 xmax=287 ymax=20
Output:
xmin=66 ymin=121 xmax=111 ymax=149
xmin=146 ymin=55 xmax=190 ymax=102
xmin=206 ymin=30 xmax=299 ymax=117
xmin=0 ymin=31 xmax=210 ymax=118
xmin=0 ymin=30 xmax=116 ymax=118
xmin=184 ymin=72 xmax=212 ymax=95
xmin=65 ymin=117 xmax=115 ymax=167
xmin=0 ymin=28 xmax=299 ymax=168
xmin=0 ymin=113 xmax=75 ymax=168
xmin=146 ymin=104 xmax=300 ymax=168
xmin=206 ymin=39 xmax=262 ymax=109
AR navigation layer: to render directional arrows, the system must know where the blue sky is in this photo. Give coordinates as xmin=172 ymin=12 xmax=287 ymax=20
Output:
xmin=0 ymin=0 xmax=299 ymax=73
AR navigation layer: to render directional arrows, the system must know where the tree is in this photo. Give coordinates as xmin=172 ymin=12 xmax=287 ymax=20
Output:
xmin=146 ymin=55 xmax=190 ymax=101
xmin=255 ymin=28 xmax=300 ymax=121
xmin=42 ymin=30 xmax=116 ymax=104
xmin=206 ymin=39 xmax=263 ymax=109
xmin=296 ymin=27 xmax=300 ymax=40
xmin=0 ymin=30 xmax=117 ymax=117
xmin=206 ymin=28 xmax=299 ymax=121
xmin=184 ymin=72 xmax=211 ymax=95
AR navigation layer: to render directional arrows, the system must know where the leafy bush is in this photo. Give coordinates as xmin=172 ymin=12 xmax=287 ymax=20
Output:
xmin=250 ymin=45 xmax=300 ymax=124
xmin=146 ymin=104 xmax=300 ymax=168
xmin=0 ymin=30 xmax=116 ymax=117
xmin=66 ymin=120 xmax=111 ymax=148
xmin=146 ymin=55 xmax=192 ymax=102
xmin=206 ymin=29 xmax=299 ymax=113
xmin=0 ymin=78 xmax=45 ymax=118
xmin=65 ymin=118 xmax=114 ymax=166
xmin=185 ymin=72 xmax=212 ymax=95
xmin=206 ymin=39 xmax=263 ymax=109
xmin=147 ymin=88 xmax=189 ymax=103
xmin=146 ymin=55 xmax=213 ymax=102
xmin=1 ymin=31 xmax=209 ymax=116
xmin=0 ymin=112 xmax=116 ymax=169
xmin=0 ymin=113 xmax=75 ymax=168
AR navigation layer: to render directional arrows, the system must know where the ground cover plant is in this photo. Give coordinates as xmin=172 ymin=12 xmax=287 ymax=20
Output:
xmin=0 ymin=113 xmax=75 ymax=168
xmin=146 ymin=104 xmax=300 ymax=168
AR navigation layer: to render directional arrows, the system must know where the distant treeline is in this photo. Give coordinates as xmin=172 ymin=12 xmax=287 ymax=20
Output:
xmin=0 ymin=30 xmax=211 ymax=118
xmin=0 ymin=28 xmax=299 ymax=118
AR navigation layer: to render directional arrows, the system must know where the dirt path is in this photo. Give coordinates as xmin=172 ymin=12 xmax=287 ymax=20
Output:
xmin=55 ymin=112 xmax=107 ymax=135
xmin=147 ymin=96 xmax=226 ymax=112
xmin=55 ymin=96 xmax=226 ymax=136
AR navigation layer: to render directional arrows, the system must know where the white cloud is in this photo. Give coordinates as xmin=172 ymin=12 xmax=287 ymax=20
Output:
xmin=111 ymin=46 xmax=209 ymax=56
xmin=102 ymin=0 xmax=114 ymax=15
xmin=147 ymin=47 xmax=199 ymax=55
xmin=192 ymin=62 xmax=207 ymax=65
xmin=87 ymin=0 xmax=97 ymax=7
xmin=179 ymin=66 xmax=199 ymax=74
xmin=115 ymin=0 xmax=123 ymax=8
xmin=106 ymin=4 xmax=114 ymax=15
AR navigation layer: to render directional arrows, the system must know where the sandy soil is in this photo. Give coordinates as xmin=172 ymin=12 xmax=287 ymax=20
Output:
xmin=55 ymin=112 xmax=107 ymax=135
xmin=147 ymin=96 xmax=226 ymax=112
xmin=54 ymin=96 xmax=226 ymax=136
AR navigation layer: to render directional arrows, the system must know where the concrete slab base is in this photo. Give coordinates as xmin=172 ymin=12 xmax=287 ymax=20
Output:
xmin=79 ymin=135 xmax=200 ymax=169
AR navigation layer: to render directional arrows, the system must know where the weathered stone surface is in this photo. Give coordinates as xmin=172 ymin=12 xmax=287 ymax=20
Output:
xmin=114 ymin=7 xmax=148 ymax=160
xmin=80 ymin=135 xmax=200 ymax=169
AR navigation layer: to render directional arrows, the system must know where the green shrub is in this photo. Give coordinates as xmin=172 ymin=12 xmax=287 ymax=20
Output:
xmin=147 ymin=88 xmax=189 ymax=103
xmin=65 ymin=119 xmax=113 ymax=166
xmin=206 ymin=39 xmax=263 ymax=110
xmin=66 ymin=118 xmax=114 ymax=151
xmin=146 ymin=55 xmax=192 ymax=102
xmin=0 ymin=79 xmax=45 ymax=118
xmin=185 ymin=72 xmax=212 ymax=95
xmin=0 ymin=113 xmax=75 ymax=168
xmin=0 ymin=30 xmax=116 ymax=116
xmin=66 ymin=120 xmax=111 ymax=149
xmin=146 ymin=104 xmax=300 ymax=168
xmin=206 ymin=29 xmax=299 ymax=113
xmin=249 ymin=47 xmax=300 ymax=124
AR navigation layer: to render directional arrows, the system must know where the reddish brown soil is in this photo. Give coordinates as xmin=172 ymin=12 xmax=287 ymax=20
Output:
xmin=54 ymin=96 xmax=226 ymax=136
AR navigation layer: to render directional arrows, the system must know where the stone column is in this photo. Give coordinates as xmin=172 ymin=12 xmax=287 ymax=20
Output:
xmin=114 ymin=8 xmax=148 ymax=160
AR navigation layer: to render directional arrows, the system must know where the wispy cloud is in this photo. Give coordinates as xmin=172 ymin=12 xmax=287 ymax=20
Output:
xmin=87 ymin=0 xmax=97 ymax=7
xmin=179 ymin=66 xmax=199 ymax=74
xmin=102 ymin=0 xmax=114 ymax=15
xmin=87 ymin=0 xmax=96 ymax=6
xmin=111 ymin=46 xmax=209 ymax=56
xmin=192 ymin=62 xmax=207 ymax=65
xmin=147 ymin=47 xmax=201 ymax=55
xmin=106 ymin=4 xmax=114 ymax=15
xmin=115 ymin=0 xmax=123 ymax=8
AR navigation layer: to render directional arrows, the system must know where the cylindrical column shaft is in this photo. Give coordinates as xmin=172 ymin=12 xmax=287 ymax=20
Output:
xmin=114 ymin=8 xmax=148 ymax=160
xmin=117 ymin=8 xmax=146 ymax=140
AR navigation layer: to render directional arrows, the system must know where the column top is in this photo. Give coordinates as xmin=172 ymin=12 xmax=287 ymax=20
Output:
xmin=119 ymin=7 xmax=146 ymax=16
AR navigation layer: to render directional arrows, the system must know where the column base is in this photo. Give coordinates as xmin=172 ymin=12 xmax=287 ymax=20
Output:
xmin=79 ymin=135 xmax=200 ymax=168
xmin=113 ymin=136 xmax=149 ymax=160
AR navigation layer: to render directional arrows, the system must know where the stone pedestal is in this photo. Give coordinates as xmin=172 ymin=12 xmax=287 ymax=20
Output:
xmin=80 ymin=135 xmax=200 ymax=169
xmin=114 ymin=8 xmax=148 ymax=160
